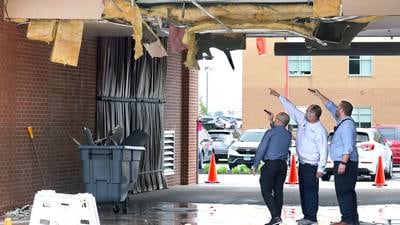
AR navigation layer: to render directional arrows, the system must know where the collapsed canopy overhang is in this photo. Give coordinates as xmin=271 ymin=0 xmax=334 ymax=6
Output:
xmin=3 ymin=0 xmax=400 ymax=68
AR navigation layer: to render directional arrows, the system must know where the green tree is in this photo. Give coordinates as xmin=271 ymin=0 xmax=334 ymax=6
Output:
xmin=199 ymin=97 xmax=208 ymax=116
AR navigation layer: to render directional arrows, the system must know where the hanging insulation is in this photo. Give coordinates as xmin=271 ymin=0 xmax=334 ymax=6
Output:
xmin=50 ymin=20 xmax=84 ymax=67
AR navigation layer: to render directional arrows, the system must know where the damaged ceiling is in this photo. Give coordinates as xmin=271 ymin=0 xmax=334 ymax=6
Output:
xmin=3 ymin=0 xmax=400 ymax=69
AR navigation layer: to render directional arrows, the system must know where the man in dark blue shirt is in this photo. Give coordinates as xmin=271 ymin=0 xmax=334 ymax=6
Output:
xmin=252 ymin=111 xmax=292 ymax=225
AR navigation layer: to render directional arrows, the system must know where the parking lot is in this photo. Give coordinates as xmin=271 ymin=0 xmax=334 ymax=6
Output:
xmin=202 ymin=160 xmax=400 ymax=181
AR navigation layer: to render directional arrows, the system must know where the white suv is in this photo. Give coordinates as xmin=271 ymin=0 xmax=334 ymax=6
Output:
xmin=323 ymin=128 xmax=393 ymax=181
xmin=228 ymin=129 xmax=267 ymax=169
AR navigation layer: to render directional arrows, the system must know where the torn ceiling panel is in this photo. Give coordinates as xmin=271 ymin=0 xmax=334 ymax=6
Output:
xmin=3 ymin=0 xmax=391 ymax=69
xmin=140 ymin=3 xmax=319 ymax=69
xmin=305 ymin=21 xmax=370 ymax=49
xmin=182 ymin=21 xmax=316 ymax=69
xmin=4 ymin=0 xmax=104 ymax=19
xmin=195 ymin=33 xmax=246 ymax=70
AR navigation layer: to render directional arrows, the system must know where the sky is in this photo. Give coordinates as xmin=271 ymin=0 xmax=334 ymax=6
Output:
xmin=197 ymin=48 xmax=243 ymax=116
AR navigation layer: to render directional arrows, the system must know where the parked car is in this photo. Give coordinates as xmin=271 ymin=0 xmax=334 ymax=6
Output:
xmin=221 ymin=116 xmax=243 ymax=129
xmin=208 ymin=130 xmax=237 ymax=161
xmin=235 ymin=118 xmax=243 ymax=129
xmin=200 ymin=116 xmax=227 ymax=129
xmin=227 ymin=128 xmax=267 ymax=169
xmin=200 ymin=116 xmax=217 ymax=130
xmin=323 ymin=128 xmax=393 ymax=181
xmin=198 ymin=128 xmax=213 ymax=169
xmin=373 ymin=125 xmax=400 ymax=166
xmin=215 ymin=117 xmax=232 ymax=129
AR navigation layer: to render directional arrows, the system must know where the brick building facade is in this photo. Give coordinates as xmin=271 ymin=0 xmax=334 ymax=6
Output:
xmin=243 ymin=38 xmax=400 ymax=131
xmin=0 ymin=0 xmax=198 ymax=212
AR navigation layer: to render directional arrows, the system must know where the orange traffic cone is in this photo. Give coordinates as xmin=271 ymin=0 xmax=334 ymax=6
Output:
xmin=286 ymin=154 xmax=298 ymax=184
xmin=205 ymin=153 xmax=219 ymax=183
xmin=4 ymin=218 xmax=12 ymax=225
xmin=373 ymin=155 xmax=387 ymax=187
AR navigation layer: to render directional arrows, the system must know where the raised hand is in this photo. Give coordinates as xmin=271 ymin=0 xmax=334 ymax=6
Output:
xmin=307 ymin=88 xmax=320 ymax=96
xmin=268 ymin=88 xmax=280 ymax=97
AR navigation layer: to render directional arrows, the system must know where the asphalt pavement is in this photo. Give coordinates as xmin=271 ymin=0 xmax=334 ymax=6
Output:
xmin=3 ymin=162 xmax=400 ymax=225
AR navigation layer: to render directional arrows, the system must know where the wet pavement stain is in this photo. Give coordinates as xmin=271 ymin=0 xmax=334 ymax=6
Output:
xmin=3 ymin=203 xmax=400 ymax=225
xmin=97 ymin=203 xmax=400 ymax=225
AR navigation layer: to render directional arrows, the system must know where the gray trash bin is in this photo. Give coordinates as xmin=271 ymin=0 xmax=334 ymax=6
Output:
xmin=79 ymin=145 xmax=145 ymax=214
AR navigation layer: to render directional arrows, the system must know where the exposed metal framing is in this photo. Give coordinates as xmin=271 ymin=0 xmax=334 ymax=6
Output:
xmin=189 ymin=0 xmax=232 ymax=32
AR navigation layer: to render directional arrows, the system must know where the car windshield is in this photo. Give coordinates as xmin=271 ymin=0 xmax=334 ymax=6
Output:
xmin=210 ymin=133 xmax=229 ymax=140
xmin=239 ymin=131 xmax=265 ymax=142
xmin=201 ymin=117 xmax=214 ymax=122
xmin=328 ymin=132 xmax=369 ymax=143
xmin=377 ymin=128 xmax=399 ymax=140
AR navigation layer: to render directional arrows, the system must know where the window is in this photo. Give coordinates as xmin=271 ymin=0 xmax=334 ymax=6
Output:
xmin=349 ymin=56 xmax=372 ymax=76
xmin=352 ymin=107 xmax=372 ymax=128
xmin=288 ymin=56 xmax=312 ymax=76
xmin=239 ymin=131 xmax=265 ymax=142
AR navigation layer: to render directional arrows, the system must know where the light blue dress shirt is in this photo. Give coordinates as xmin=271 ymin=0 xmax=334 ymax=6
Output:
xmin=325 ymin=101 xmax=358 ymax=162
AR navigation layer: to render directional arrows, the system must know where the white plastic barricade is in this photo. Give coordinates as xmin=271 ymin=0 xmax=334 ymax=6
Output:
xmin=29 ymin=190 xmax=100 ymax=225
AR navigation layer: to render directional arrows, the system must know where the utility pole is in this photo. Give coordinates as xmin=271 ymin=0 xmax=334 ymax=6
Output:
xmin=205 ymin=66 xmax=213 ymax=110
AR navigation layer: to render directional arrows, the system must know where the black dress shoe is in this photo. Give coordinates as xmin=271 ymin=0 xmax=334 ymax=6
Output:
xmin=265 ymin=217 xmax=283 ymax=225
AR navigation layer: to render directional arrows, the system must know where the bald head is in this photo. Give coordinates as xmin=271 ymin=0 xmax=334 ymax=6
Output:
xmin=276 ymin=112 xmax=290 ymax=126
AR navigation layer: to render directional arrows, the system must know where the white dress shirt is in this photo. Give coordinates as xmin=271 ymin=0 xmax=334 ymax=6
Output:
xmin=279 ymin=96 xmax=328 ymax=173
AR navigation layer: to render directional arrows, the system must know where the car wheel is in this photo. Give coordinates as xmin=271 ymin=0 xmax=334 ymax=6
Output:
xmin=321 ymin=174 xmax=331 ymax=181
xmin=385 ymin=158 xmax=393 ymax=179
xmin=370 ymin=174 xmax=376 ymax=181
xmin=229 ymin=163 xmax=236 ymax=170
xmin=198 ymin=151 xmax=204 ymax=169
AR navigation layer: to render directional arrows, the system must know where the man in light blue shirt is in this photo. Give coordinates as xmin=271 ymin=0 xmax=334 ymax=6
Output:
xmin=310 ymin=88 xmax=359 ymax=225
xmin=269 ymin=88 xmax=327 ymax=225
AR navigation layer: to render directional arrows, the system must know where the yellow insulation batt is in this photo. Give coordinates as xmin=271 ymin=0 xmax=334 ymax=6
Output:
xmin=26 ymin=20 xmax=57 ymax=43
xmin=132 ymin=3 xmax=143 ymax=59
xmin=50 ymin=20 xmax=84 ymax=67
xmin=313 ymin=0 xmax=341 ymax=18
xmin=103 ymin=0 xmax=143 ymax=59
xmin=141 ymin=4 xmax=313 ymax=23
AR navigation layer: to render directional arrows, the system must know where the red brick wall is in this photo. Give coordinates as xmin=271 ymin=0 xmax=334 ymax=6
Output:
xmin=164 ymin=50 xmax=198 ymax=186
xmin=0 ymin=0 xmax=97 ymax=212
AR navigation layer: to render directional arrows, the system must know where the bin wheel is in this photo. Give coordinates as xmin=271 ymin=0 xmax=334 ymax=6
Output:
xmin=112 ymin=204 xmax=120 ymax=214
xmin=122 ymin=199 xmax=128 ymax=214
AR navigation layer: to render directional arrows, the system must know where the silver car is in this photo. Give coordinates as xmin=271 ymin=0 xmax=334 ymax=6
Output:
xmin=208 ymin=130 xmax=239 ymax=161
xmin=228 ymin=129 xmax=268 ymax=169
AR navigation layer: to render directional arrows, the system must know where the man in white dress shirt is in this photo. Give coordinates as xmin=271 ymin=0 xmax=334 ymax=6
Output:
xmin=269 ymin=88 xmax=328 ymax=225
